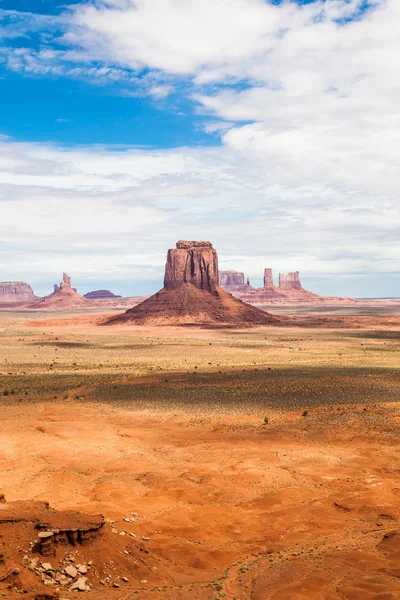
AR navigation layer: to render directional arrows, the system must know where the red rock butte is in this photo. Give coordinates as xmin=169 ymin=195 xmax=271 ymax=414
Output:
xmin=0 ymin=281 xmax=38 ymax=304
xmin=220 ymin=267 xmax=353 ymax=304
xmin=105 ymin=241 xmax=280 ymax=325
xmin=29 ymin=273 xmax=90 ymax=309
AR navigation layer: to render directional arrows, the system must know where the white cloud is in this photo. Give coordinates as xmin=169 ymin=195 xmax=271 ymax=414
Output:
xmin=0 ymin=137 xmax=399 ymax=296
xmin=1 ymin=1 xmax=400 ymax=296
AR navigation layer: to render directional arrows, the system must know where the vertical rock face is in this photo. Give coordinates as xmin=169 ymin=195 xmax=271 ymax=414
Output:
xmin=0 ymin=282 xmax=38 ymax=303
xmin=246 ymin=276 xmax=251 ymax=286
xmin=263 ymin=268 xmax=274 ymax=288
xmin=285 ymin=271 xmax=303 ymax=290
xmin=60 ymin=273 xmax=71 ymax=290
xmin=164 ymin=241 xmax=219 ymax=292
xmin=106 ymin=240 xmax=279 ymax=325
xmin=30 ymin=273 xmax=89 ymax=308
xmin=278 ymin=273 xmax=285 ymax=289
xmin=219 ymin=271 xmax=245 ymax=287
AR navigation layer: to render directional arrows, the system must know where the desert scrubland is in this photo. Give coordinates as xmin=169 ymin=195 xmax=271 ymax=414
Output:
xmin=1 ymin=308 xmax=400 ymax=599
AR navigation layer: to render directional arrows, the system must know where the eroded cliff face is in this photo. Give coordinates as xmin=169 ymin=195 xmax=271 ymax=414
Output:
xmin=30 ymin=273 xmax=89 ymax=309
xmin=263 ymin=268 xmax=274 ymax=288
xmin=285 ymin=271 xmax=303 ymax=290
xmin=0 ymin=282 xmax=38 ymax=303
xmin=105 ymin=240 xmax=279 ymax=325
xmin=219 ymin=271 xmax=245 ymax=287
xmin=164 ymin=241 xmax=219 ymax=292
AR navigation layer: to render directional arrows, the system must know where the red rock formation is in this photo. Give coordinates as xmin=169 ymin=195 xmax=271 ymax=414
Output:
xmin=105 ymin=241 xmax=280 ymax=326
xmin=263 ymin=268 xmax=274 ymax=288
xmin=84 ymin=290 xmax=122 ymax=299
xmin=29 ymin=274 xmax=90 ymax=309
xmin=219 ymin=270 xmax=245 ymax=288
xmin=278 ymin=273 xmax=285 ymax=289
xmin=285 ymin=271 xmax=303 ymax=291
xmin=164 ymin=240 xmax=218 ymax=292
xmin=0 ymin=282 xmax=39 ymax=304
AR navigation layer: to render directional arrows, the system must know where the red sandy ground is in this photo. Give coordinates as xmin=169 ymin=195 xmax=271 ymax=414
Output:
xmin=2 ymin=401 xmax=400 ymax=599
xmin=1 ymin=309 xmax=400 ymax=599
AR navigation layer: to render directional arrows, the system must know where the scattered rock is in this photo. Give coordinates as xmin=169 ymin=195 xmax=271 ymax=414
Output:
xmin=65 ymin=566 xmax=78 ymax=578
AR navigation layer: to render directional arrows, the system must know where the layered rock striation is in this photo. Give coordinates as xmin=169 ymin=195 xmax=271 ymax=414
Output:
xmin=0 ymin=282 xmax=38 ymax=304
xmin=105 ymin=241 xmax=279 ymax=325
xmin=164 ymin=240 xmax=218 ymax=292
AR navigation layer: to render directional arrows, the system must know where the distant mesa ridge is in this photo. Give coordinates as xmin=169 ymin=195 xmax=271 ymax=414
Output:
xmin=84 ymin=290 xmax=122 ymax=299
xmin=219 ymin=268 xmax=352 ymax=303
xmin=105 ymin=240 xmax=280 ymax=325
xmin=0 ymin=281 xmax=38 ymax=304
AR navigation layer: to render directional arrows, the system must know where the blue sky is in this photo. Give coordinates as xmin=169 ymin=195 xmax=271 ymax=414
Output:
xmin=0 ymin=0 xmax=399 ymax=297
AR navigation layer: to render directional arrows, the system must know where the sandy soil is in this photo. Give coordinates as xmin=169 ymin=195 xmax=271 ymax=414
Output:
xmin=1 ymin=309 xmax=400 ymax=599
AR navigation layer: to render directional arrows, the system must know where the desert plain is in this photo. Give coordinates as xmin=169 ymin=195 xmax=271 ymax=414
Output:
xmin=1 ymin=307 xmax=400 ymax=599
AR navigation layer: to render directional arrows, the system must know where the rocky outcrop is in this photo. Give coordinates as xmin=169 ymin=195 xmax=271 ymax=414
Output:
xmin=105 ymin=241 xmax=280 ymax=326
xmin=219 ymin=270 xmax=245 ymax=287
xmin=164 ymin=240 xmax=218 ymax=292
xmin=29 ymin=274 xmax=90 ymax=309
xmin=84 ymin=290 xmax=122 ymax=299
xmin=263 ymin=268 xmax=274 ymax=288
xmin=0 ymin=282 xmax=38 ymax=304
xmin=285 ymin=271 xmax=303 ymax=291
xmin=221 ymin=266 xmax=354 ymax=305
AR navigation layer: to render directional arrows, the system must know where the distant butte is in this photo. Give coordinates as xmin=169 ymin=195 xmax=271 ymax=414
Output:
xmin=29 ymin=273 xmax=91 ymax=309
xmin=84 ymin=290 xmax=122 ymax=299
xmin=0 ymin=281 xmax=39 ymax=304
xmin=105 ymin=241 xmax=280 ymax=325
xmin=220 ymin=268 xmax=354 ymax=304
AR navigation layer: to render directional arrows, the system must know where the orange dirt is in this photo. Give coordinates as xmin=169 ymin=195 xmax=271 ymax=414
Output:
xmin=2 ymin=401 xmax=400 ymax=599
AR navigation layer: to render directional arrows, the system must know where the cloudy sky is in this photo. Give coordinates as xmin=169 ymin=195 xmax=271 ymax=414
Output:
xmin=0 ymin=0 xmax=399 ymax=297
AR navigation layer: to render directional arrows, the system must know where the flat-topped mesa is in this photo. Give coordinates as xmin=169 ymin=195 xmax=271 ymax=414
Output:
xmin=220 ymin=270 xmax=245 ymax=287
xmin=0 ymin=282 xmax=38 ymax=304
xmin=285 ymin=271 xmax=303 ymax=291
xmin=84 ymin=290 xmax=122 ymax=299
xmin=164 ymin=240 xmax=218 ymax=292
xmin=105 ymin=240 xmax=280 ymax=326
xmin=264 ymin=268 xmax=274 ymax=288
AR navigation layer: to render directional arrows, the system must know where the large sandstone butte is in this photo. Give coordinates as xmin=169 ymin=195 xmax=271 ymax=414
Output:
xmin=105 ymin=241 xmax=279 ymax=325
xmin=29 ymin=273 xmax=90 ymax=309
xmin=0 ymin=282 xmax=38 ymax=304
